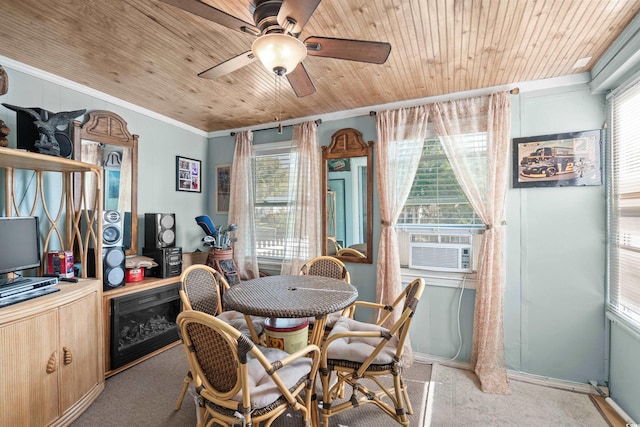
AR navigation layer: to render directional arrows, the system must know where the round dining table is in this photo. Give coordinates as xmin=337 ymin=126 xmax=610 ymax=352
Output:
xmin=223 ymin=274 xmax=358 ymax=347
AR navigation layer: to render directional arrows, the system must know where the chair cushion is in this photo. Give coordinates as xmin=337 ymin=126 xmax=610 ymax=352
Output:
xmin=232 ymin=346 xmax=313 ymax=409
xmin=325 ymin=317 xmax=399 ymax=365
xmin=218 ymin=310 xmax=264 ymax=336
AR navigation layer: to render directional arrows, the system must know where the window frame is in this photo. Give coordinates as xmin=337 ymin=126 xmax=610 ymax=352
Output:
xmin=397 ymin=133 xmax=485 ymax=280
xmin=607 ymin=78 xmax=640 ymax=333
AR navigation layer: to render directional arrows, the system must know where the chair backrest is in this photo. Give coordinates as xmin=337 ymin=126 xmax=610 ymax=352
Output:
xmin=336 ymin=247 xmax=366 ymax=258
xmin=378 ymin=277 xmax=425 ymax=357
xmin=177 ymin=310 xmax=247 ymax=402
xmin=299 ymin=256 xmax=350 ymax=283
xmin=180 ymin=264 xmax=230 ymax=316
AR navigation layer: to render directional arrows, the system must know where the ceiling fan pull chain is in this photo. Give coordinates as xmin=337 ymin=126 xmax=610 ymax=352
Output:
xmin=275 ymin=73 xmax=284 ymax=134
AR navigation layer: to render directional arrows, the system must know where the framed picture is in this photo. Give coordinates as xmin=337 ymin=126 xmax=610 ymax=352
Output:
xmin=176 ymin=156 xmax=201 ymax=193
xmin=328 ymin=158 xmax=350 ymax=172
xmin=216 ymin=164 xmax=231 ymax=213
xmin=512 ymin=129 xmax=602 ymax=188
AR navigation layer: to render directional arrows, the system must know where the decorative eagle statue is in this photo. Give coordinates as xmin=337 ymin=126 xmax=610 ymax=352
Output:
xmin=1 ymin=103 xmax=86 ymax=156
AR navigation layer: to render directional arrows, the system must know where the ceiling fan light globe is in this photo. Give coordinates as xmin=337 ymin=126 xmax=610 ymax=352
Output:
xmin=251 ymin=33 xmax=307 ymax=76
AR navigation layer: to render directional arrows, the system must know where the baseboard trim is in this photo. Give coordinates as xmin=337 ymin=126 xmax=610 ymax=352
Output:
xmin=414 ymin=352 xmax=599 ymax=395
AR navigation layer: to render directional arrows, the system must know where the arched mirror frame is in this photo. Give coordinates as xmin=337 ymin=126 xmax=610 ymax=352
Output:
xmin=322 ymin=128 xmax=373 ymax=264
xmin=73 ymin=111 xmax=139 ymax=256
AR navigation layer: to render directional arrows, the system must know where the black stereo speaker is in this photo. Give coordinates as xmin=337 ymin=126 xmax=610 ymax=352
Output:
xmin=86 ymin=210 xmax=125 ymax=290
xmin=102 ymin=210 xmax=124 ymax=248
xmin=144 ymin=213 xmax=176 ymax=249
xmin=103 ymin=246 xmax=126 ymax=290
xmin=143 ymin=247 xmax=182 ymax=279
xmin=88 ymin=246 xmax=126 ymax=290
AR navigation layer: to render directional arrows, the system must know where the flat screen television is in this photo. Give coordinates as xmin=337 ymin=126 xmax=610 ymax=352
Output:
xmin=0 ymin=216 xmax=41 ymax=286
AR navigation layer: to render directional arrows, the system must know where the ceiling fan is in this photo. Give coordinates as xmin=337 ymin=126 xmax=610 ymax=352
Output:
xmin=161 ymin=0 xmax=392 ymax=97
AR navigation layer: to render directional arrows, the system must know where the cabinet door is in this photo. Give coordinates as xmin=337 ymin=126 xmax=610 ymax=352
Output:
xmin=58 ymin=290 xmax=101 ymax=412
xmin=0 ymin=310 xmax=59 ymax=426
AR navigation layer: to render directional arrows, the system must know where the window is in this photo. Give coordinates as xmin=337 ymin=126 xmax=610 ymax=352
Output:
xmin=398 ymin=135 xmax=484 ymax=227
xmin=253 ymin=142 xmax=294 ymax=261
xmin=609 ymin=80 xmax=640 ymax=328
xmin=398 ymin=133 xmax=485 ymax=273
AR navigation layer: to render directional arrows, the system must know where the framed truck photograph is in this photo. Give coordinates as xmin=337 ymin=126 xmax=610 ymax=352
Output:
xmin=512 ymin=129 xmax=602 ymax=188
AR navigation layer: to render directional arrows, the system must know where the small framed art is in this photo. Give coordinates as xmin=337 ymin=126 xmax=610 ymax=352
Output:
xmin=216 ymin=164 xmax=231 ymax=213
xmin=176 ymin=156 xmax=201 ymax=193
xmin=512 ymin=129 xmax=602 ymax=188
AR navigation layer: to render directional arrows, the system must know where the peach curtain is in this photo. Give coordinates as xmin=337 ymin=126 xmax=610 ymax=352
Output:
xmin=375 ymin=107 xmax=429 ymax=366
xmin=229 ymin=130 xmax=259 ymax=279
xmin=430 ymin=91 xmax=511 ymax=394
xmin=281 ymin=121 xmax=322 ymax=275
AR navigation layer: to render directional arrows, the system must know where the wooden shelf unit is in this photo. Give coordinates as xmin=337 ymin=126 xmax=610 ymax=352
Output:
xmin=1 ymin=147 xmax=105 ymax=426
xmin=0 ymin=146 xmax=104 ymax=278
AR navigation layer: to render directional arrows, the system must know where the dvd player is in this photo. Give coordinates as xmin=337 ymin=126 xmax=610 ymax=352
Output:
xmin=0 ymin=277 xmax=58 ymax=299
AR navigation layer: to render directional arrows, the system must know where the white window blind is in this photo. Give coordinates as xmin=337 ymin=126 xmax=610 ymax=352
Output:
xmin=398 ymin=136 xmax=484 ymax=227
xmin=609 ymin=80 xmax=640 ymax=326
xmin=253 ymin=142 xmax=295 ymax=260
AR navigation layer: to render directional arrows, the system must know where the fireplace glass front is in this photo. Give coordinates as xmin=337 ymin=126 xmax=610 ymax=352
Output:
xmin=110 ymin=282 xmax=181 ymax=370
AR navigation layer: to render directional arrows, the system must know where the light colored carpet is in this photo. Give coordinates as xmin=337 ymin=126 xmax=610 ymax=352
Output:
xmin=425 ymin=364 xmax=609 ymax=427
xmin=72 ymin=345 xmax=431 ymax=427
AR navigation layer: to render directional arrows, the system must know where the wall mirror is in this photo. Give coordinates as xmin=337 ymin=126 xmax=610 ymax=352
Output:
xmin=322 ymin=128 xmax=373 ymax=264
xmin=73 ymin=111 xmax=138 ymax=256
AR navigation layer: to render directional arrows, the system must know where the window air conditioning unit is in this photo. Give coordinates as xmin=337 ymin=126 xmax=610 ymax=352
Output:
xmin=409 ymin=233 xmax=473 ymax=273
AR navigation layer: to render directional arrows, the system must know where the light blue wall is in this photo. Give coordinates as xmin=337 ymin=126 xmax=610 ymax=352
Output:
xmin=508 ymin=86 xmax=607 ymax=383
xmin=210 ymin=84 xmax=609 ymax=387
xmin=0 ymin=66 xmax=209 ymax=253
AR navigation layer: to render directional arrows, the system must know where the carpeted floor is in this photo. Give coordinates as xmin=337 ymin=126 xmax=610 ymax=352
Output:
xmin=425 ymin=364 xmax=609 ymax=427
xmin=72 ymin=345 xmax=431 ymax=427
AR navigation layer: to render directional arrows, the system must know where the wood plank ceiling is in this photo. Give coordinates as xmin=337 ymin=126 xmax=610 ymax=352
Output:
xmin=0 ymin=0 xmax=638 ymax=133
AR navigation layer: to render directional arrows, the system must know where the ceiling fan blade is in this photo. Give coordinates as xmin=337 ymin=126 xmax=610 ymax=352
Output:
xmin=161 ymin=0 xmax=259 ymax=35
xmin=286 ymin=63 xmax=316 ymax=97
xmin=277 ymin=0 xmax=321 ymax=34
xmin=198 ymin=51 xmax=257 ymax=79
xmin=305 ymin=37 xmax=391 ymax=64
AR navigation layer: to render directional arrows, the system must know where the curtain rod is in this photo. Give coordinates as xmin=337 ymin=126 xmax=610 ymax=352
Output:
xmin=368 ymin=87 xmax=520 ymax=116
xmin=230 ymin=118 xmax=322 ymax=136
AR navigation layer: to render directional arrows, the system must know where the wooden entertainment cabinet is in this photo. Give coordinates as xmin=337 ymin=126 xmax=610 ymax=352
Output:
xmin=0 ymin=147 xmax=105 ymax=426
xmin=0 ymin=280 xmax=103 ymax=426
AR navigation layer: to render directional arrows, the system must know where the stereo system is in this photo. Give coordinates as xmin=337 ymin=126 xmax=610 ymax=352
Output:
xmin=143 ymin=247 xmax=182 ymax=279
xmin=144 ymin=213 xmax=176 ymax=249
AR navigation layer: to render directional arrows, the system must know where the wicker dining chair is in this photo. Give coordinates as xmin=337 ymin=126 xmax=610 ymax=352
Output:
xmin=175 ymin=264 xmax=264 ymax=411
xmin=177 ymin=309 xmax=320 ymax=427
xmin=319 ymin=277 xmax=425 ymax=427
xmin=299 ymin=256 xmax=351 ymax=331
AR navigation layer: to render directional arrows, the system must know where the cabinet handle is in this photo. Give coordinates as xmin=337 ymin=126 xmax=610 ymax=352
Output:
xmin=46 ymin=352 xmax=57 ymax=374
xmin=63 ymin=346 xmax=73 ymax=365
